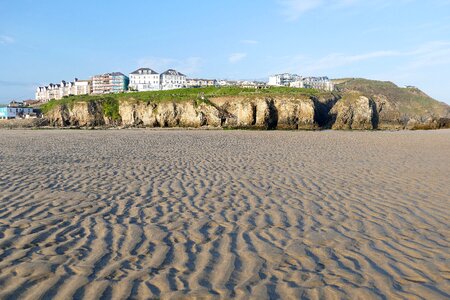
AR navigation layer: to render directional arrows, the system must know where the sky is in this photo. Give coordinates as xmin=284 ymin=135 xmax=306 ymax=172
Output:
xmin=1 ymin=0 xmax=450 ymax=104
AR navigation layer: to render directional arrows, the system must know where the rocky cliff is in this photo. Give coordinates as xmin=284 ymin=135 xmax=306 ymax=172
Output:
xmin=45 ymin=95 xmax=325 ymax=130
xmin=329 ymin=93 xmax=375 ymax=130
xmin=335 ymin=78 xmax=450 ymax=130
xmin=43 ymin=82 xmax=450 ymax=130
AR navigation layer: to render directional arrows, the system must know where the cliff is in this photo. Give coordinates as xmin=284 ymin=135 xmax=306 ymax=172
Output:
xmin=334 ymin=78 xmax=450 ymax=129
xmin=41 ymin=84 xmax=450 ymax=130
xmin=44 ymin=95 xmax=325 ymax=130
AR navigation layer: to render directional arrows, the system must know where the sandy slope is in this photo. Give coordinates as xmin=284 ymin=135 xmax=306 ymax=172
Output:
xmin=0 ymin=129 xmax=449 ymax=299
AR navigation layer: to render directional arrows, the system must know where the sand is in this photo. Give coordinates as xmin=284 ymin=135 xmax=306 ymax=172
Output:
xmin=0 ymin=129 xmax=449 ymax=299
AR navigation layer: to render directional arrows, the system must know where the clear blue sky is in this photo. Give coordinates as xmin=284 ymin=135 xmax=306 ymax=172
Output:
xmin=1 ymin=0 xmax=450 ymax=103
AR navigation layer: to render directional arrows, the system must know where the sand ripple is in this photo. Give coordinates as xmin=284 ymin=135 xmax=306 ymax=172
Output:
xmin=0 ymin=129 xmax=449 ymax=299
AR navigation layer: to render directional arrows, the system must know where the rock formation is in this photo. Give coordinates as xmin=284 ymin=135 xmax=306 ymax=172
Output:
xmin=42 ymin=79 xmax=450 ymax=130
xmin=329 ymin=93 xmax=374 ymax=130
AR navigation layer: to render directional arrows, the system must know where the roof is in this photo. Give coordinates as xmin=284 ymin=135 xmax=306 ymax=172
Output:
xmin=111 ymin=72 xmax=127 ymax=77
xmin=93 ymin=72 xmax=127 ymax=77
xmin=130 ymin=68 xmax=159 ymax=75
xmin=187 ymin=78 xmax=217 ymax=81
xmin=162 ymin=69 xmax=186 ymax=76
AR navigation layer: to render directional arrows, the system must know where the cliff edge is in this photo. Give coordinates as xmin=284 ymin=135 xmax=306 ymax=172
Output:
xmin=41 ymin=83 xmax=450 ymax=130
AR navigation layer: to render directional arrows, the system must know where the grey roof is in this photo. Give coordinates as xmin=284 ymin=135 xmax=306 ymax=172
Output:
xmin=130 ymin=68 xmax=159 ymax=75
xmin=93 ymin=72 xmax=127 ymax=77
xmin=162 ymin=69 xmax=186 ymax=76
xmin=111 ymin=72 xmax=127 ymax=77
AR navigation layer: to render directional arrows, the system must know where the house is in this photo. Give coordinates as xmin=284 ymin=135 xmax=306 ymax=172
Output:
xmin=240 ymin=81 xmax=268 ymax=89
xmin=217 ymin=80 xmax=239 ymax=86
xmin=35 ymin=84 xmax=60 ymax=102
xmin=0 ymin=107 xmax=17 ymax=119
xmin=35 ymin=78 xmax=92 ymax=102
xmin=46 ymin=83 xmax=61 ymax=100
xmin=302 ymin=77 xmax=334 ymax=91
xmin=290 ymin=80 xmax=305 ymax=88
xmin=59 ymin=80 xmax=76 ymax=98
xmin=268 ymin=73 xmax=301 ymax=86
xmin=92 ymin=72 xmax=129 ymax=94
xmin=0 ymin=103 xmax=34 ymax=119
xmin=160 ymin=69 xmax=186 ymax=90
xmin=129 ymin=68 xmax=160 ymax=91
xmin=23 ymin=100 xmax=40 ymax=107
xmin=74 ymin=79 xmax=92 ymax=96
xmin=111 ymin=72 xmax=129 ymax=93
xmin=268 ymin=73 xmax=334 ymax=91
xmin=186 ymin=78 xmax=217 ymax=88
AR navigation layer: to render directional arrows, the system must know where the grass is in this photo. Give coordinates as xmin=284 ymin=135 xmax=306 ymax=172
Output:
xmin=40 ymin=86 xmax=324 ymax=114
xmin=335 ymin=78 xmax=449 ymax=116
xmin=102 ymin=97 xmax=121 ymax=121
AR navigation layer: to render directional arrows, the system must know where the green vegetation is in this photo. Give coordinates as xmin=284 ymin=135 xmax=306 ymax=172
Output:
xmin=335 ymin=78 xmax=449 ymax=116
xmin=40 ymin=86 xmax=324 ymax=114
xmin=102 ymin=97 xmax=121 ymax=121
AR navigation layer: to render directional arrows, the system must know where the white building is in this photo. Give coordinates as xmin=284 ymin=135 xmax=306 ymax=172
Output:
xmin=59 ymin=80 xmax=76 ymax=98
xmin=186 ymin=78 xmax=217 ymax=88
xmin=74 ymin=79 xmax=92 ymax=95
xmin=302 ymin=77 xmax=334 ymax=91
xmin=35 ymin=83 xmax=62 ymax=102
xmin=160 ymin=69 xmax=186 ymax=90
xmin=268 ymin=73 xmax=334 ymax=91
xmin=129 ymin=68 xmax=160 ymax=91
xmin=290 ymin=80 xmax=305 ymax=88
xmin=268 ymin=73 xmax=301 ymax=86
xmin=35 ymin=78 xmax=92 ymax=102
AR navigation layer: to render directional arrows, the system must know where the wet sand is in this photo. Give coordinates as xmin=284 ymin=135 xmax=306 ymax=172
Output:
xmin=0 ymin=129 xmax=449 ymax=299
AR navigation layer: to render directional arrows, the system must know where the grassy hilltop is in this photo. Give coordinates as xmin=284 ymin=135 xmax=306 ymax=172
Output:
xmin=334 ymin=78 xmax=450 ymax=117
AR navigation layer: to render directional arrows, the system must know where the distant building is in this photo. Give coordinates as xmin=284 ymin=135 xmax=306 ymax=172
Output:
xmin=74 ymin=79 xmax=92 ymax=96
xmin=302 ymin=77 xmax=334 ymax=91
xmin=92 ymin=74 xmax=112 ymax=94
xmin=268 ymin=73 xmax=334 ymax=91
xmin=160 ymin=69 xmax=186 ymax=90
xmin=23 ymin=100 xmax=40 ymax=107
xmin=7 ymin=100 xmax=25 ymax=107
xmin=59 ymin=80 xmax=76 ymax=98
xmin=217 ymin=80 xmax=238 ymax=86
xmin=35 ymin=83 xmax=62 ymax=102
xmin=240 ymin=81 xmax=268 ymax=89
xmin=290 ymin=80 xmax=305 ymax=88
xmin=129 ymin=68 xmax=160 ymax=91
xmin=112 ymin=72 xmax=129 ymax=93
xmin=186 ymin=78 xmax=217 ymax=88
xmin=0 ymin=107 xmax=17 ymax=119
xmin=92 ymin=72 xmax=129 ymax=94
xmin=0 ymin=103 xmax=33 ymax=119
xmin=268 ymin=73 xmax=301 ymax=87
xmin=35 ymin=78 xmax=92 ymax=102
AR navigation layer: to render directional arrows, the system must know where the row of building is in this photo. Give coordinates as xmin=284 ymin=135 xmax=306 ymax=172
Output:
xmin=268 ymin=73 xmax=334 ymax=91
xmin=35 ymin=68 xmax=334 ymax=102
xmin=35 ymin=68 xmax=192 ymax=102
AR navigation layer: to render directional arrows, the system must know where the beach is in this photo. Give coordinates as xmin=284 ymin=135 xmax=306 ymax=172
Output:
xmin=0 ymin=129 xmax=449 ymax=299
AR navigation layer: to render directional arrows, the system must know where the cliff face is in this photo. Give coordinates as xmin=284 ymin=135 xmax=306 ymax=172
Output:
xmin=46 ymin=101 xmax=108 ymax=127
xmin=335 ymin=78 xmax=450 ymax=129
xmin=211 ymin=96 xmax=318 ymax=129
xmin=43 ymin=87 xmax=450 ymax=130
xmin=119 ymin=100 xmax=222 ymax=128
xmin=329 ymin=94 xmax=374 ymax=130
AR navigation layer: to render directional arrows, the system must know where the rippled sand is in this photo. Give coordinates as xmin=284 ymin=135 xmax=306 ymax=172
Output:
xmin=0 ymin=129 xmax=449 ymax=299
